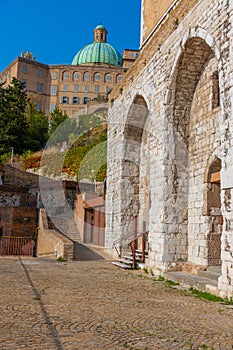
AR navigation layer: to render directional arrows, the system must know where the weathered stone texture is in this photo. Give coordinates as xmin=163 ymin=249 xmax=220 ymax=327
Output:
xmin=106 ymin=0 xmax=233 ymax=297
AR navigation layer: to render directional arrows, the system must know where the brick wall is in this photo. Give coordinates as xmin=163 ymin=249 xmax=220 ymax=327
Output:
xmin=0 ymin=207 xmax=37 ymax=237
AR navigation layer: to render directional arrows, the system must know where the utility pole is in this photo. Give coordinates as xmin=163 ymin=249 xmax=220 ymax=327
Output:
xmin=10 ymin=147 xmax=14 ymax=163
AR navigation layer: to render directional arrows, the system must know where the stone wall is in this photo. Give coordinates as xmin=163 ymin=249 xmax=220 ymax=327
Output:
xmin=3 ymin=165 xmax=39 ymax=189
xmin=37 ymin=209 xmax=73 ymax=261
xmin=106 ymin=0 xmax=233 ymax=297
xmin=0 ymin=207 xmax=37 ymax=237
xmin=141 ymin=0 xmax=174 ymax=46
xmin=0 ymin=165 xmax=39 ymax=238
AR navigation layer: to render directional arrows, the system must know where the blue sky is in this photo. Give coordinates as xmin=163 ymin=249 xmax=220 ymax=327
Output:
xmin=0 ymin=0 xmax=141 ymax=72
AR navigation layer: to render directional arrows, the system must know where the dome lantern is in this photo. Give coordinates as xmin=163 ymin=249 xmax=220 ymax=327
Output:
xmin=72 ymin=24 xmax=122 ymax=66
xmin=94 ymin=24 xmax=108 ymax=43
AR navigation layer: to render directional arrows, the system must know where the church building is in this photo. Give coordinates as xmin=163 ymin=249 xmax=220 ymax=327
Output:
xmin=0 ymin=24 xmax=139 ymax=116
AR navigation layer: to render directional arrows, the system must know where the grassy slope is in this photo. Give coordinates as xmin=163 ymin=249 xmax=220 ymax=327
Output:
xmin=24 ymin=110 xmax=108 ymax=182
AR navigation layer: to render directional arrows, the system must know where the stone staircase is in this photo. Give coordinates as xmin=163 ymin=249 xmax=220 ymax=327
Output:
xmin=111 ymin=223 xmax=149 ymax=269
xmin=164 ymin=265 xmax=221 ymax=294
xmin=48 ymin=216 xmax=81 ymax=243
xmin=112 ymin=249 xmax=148 ymax=269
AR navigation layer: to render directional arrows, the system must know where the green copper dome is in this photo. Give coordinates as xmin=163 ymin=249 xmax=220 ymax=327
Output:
xmin=72 ymin=42 xmax=122 ymax=66
xmin=72 ymin=24 xmax=122 ymax=66
xmin=95 ymin=24 xmax=106 ymax=30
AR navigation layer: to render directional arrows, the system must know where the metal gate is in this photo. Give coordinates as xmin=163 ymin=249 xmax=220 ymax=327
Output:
xmin=0 ymin=236 xmax=35 ymax=256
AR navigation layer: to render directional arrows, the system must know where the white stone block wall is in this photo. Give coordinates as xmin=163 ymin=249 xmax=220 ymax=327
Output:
xmin=106 ymin=0 xmax=233 ymax=296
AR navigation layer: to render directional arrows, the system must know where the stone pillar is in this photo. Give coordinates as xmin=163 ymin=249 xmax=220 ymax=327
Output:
xmin=217 ymin=1 xmax=233 ymax=298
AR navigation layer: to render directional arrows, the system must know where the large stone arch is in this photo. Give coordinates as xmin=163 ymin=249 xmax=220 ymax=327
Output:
xmin=120 ymin=94 xmax=150 ymax=236
xmin=161 ymin=30 xmax=222 ymax=269
xmin=170 ymin=38 xmax=217 ymax=142
xmin=166 ymin=28 xmax=220 ymax=106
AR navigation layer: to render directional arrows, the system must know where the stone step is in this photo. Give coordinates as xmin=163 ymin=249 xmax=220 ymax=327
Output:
xmin=49 ymin=216 xmax=81 ymax=243
xmin=123 ymin=255 xmax=141 ymax=261
xmin=136 ymin=249 xmax=148 ymax=255
xmin=207 ymin=265 xmax=221 ymax=274
xmin=118 ymin=257 xmax=133 ymax=265
xmin=129 ymin=250 xmax=148 ymax=258
xmin=112 ymin=261 xmax=132 ymax=269
xmin=163 ymin=271 xmax=218 ymax=294
xmin=198 ymin=270 xmax=220 ymax=281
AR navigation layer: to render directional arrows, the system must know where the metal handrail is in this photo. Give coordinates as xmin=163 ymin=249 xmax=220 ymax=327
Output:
xmin=112 ymin=229 xmax=148 ymax=262
xmin=112 ymin=230 xmax=147 ymax=249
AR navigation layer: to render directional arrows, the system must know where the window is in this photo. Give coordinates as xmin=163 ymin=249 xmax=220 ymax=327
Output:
xmin=94 ymin=73 xmax=100 ymax=81
xmin=35 ymin=103 xmax=41 ymax=111
xmin=73 ymin=72 xmax=79 ymax=80
xmin=84 ymin=72 xmax=90 ymax=81
xmin=84 ymin=85 xmax=89 ymax=92
xmin=117 ymin=75 xmax=122 ymax=83
xmin=62 ymin=96 xmax=69 ymax=104
xmin=63 ymin=72 xmax=69 ymax=80
xmin=105 ymin=74 xmax=112 ymax=82
xmin=72 ymin=97 xmax=80 ymax=104
xmin=37 ymin=83 xmax=43 ymax=94
xmin=38 ymin=69 xmax=43 ymax=77
xmin=22 ymin=65 xmax=27 ymax=73
xmin=21 ymin=79 xmax=27 ymax=86
xmin=74 ymin=84 xmax=78 ymax=92
xmin=52 ymin=71 xmax=57 ymax=79
xmin=51 ymin=85 xmax=57 ymax=95
xmin=131 ymin=52 xmax=139 ymax=58
xmin=63 ymin=84 xmax=68 ymax=92
xmin=94 ymin=85 xmax=99 ymax=93
xmin=50 ymin=103 xmax=56 ymax=112
xmin=83 ymin=97 xmax=90 ymax=104
xmin=106 ymin=86 xmax=111 ymax=94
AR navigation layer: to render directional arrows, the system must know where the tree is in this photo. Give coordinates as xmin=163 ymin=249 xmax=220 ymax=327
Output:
xmin=26 ymin=99 xmax=48 ymax=151
xmin=0 ymin=78 xmax=28 ymax=154
xmin=0 ymin=79 xmax=49 ymax=158
xmin=49 ymin=108 xmax=69 ymax=135
xmin=48 ymin=108 xmax=77 ymax=146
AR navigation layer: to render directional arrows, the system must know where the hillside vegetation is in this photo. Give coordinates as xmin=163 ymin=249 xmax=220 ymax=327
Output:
xmin=24 ymin=110 xmax=108 ymax=182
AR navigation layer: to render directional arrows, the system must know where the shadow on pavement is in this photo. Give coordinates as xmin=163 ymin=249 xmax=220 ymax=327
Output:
xmin=19 ymin=257 xmax=64 ymax=350
xmin=73 ymin=243 xmax=105 ymax=261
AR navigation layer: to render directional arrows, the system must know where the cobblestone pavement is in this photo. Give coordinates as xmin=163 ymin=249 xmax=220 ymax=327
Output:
xmin=0 ymin=254 xmax=233 ymax=350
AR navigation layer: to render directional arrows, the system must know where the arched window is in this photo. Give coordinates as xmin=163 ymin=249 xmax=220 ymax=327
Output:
xmin=63 ymin=71 xmax=69 ymax=80
xmin=84 ymin=72 xmax=90 ymax=81
xmin=94 ymin=73 xmax=101 ymax=81
xmin=73 ymin=72 xmax=79 ymax=80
